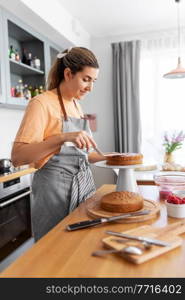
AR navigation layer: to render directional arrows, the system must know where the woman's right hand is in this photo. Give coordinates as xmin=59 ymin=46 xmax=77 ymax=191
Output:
xmin=61 ymin=131 xmax=97 ymax=152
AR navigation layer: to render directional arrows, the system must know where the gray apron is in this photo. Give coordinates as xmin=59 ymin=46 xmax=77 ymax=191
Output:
xmin=31 ymin=89 xmax=96 ymax=241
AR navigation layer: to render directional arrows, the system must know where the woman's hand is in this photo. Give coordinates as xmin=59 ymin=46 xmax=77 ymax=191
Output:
xmin=61 ymin=131 xmax=97 ymax=152
xmin=103 ymin=152 xmax=119 ymax=156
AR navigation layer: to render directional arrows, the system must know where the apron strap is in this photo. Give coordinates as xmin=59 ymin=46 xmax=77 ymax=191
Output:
xmin=73 ymin=99 xmax=84 ymax=119
xmin=57 ymin=86 xmax=68 ymax=121
xmin=57 ymin=87 xmax=83 ymax=120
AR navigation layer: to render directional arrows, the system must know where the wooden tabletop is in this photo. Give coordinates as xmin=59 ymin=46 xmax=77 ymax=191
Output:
xmin=0 ymin=167 xmax=36 ymax=182
xmin=1 ymin=184 xmax=185 ymax=278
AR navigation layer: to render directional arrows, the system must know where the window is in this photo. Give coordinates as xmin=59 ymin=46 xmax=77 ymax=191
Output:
xmin=140 ymin=44 xmax=185 ymax=165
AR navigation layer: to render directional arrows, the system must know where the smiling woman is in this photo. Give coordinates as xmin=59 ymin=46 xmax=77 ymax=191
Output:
xmin=11 ymin=46 xmax=105 ymax=241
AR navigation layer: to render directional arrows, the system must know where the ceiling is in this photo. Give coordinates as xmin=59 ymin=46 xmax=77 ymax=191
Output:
xmin=58 ymin=0 xmax=185 ymax=38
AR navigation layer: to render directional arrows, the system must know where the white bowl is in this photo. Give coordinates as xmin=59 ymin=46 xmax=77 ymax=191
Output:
xmin=165 ymin=200 xmax=185 ymax=218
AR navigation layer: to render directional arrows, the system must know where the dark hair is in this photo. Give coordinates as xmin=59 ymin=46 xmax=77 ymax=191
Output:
xmin=47 ymin=47 xmax=99 ymax=90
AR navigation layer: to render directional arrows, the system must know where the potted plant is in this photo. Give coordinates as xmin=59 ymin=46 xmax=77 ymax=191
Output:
xmin=163 ymin=131 xmax=185 ymax=163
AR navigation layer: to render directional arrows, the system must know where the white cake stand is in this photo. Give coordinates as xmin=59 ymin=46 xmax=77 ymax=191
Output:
xmin=95 ymin=160 xmax=143 ymax=192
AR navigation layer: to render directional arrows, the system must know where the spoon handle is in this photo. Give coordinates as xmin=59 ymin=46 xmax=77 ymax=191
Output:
xmin=92 ymin=248 xmax=123 ymax=257
xmin=92 ymin=246 xmax=143 ymax=257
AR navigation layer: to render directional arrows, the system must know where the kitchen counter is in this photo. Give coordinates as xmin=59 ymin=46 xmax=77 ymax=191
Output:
xmin=0 ymin=185 xmax=185 ymax=278
xmin=0 ymin=167 xmax=36 ymax=183
xmin=1 ymin=184 xmax=185 ymax=278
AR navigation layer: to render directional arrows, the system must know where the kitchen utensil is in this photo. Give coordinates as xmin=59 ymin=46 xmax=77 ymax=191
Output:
xmin=92 ymin=245 xmax=143 ymax=257
xmin=66 ymin=209 xmax=150 ymax=231
xmin=139 ymin=241 xmax=152 ymax=250
xmin=102 ymin=220 xmax=185 ymax=264
xmin=94 ymin=147 xmax=105 ymax=157
xmin=105 ymin=230 xmax=171 ymax=247
xmin=111 ymin=239 xmax=152 ymax=250
xmin=154 ymin=174 xmax=185 ymax=200
xmin=0 ymin=159 xmax=12 ymax=173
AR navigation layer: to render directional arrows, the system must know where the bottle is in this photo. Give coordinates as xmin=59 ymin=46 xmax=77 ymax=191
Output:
xmin=17 ymin=79 xmax=24 ymax=98
xmin=10 ymin=87 xmax=15 ymax=97
xmin=32 ymin=87 xmax=39 ymax=97
xmin=39 ymin=85 xmax=44 ymax=94
xmin=34 ymin=87 xmax=39 ymax=96
xmin=33 ymin=56 xmax=41 ymax=70
xmin=28 ymin=85 xmax=34 ymax=97
xmin=9 ymin=45 xmax=16 ymax=60
xmin=27 ymin=52 xmax=32 ymax=66
xmin=15 ymin=49 xmax=20 ymax=62
xmin=23 ymin=84 xmax=32 ymax=100
xmin=15 ymin=85 xmax=20 ymax=97
xmin=22 ymin=48 xmax=27 ymax=64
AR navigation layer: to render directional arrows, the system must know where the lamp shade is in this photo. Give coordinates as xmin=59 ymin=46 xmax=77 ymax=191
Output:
xmin=163 ymin=0 xmax=185 ymax=79
xmin=163 ymin=57 xmax=185 ymax=79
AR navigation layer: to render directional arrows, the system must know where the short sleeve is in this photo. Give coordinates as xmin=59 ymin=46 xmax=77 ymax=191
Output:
xmin=14 ymin=98 xmax=48 ymax=144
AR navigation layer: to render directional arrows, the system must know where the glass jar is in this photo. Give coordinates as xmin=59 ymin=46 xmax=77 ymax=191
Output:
xmin=154 ymin=174 xmax=185 ymax=200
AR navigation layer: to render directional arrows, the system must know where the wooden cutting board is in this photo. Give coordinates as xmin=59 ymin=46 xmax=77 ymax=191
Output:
xmin=102 ymin=220 xmax=185 ymax=264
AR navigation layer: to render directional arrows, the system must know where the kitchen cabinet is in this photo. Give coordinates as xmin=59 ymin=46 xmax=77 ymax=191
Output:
xmin=0 ymin=6 xmax=63 ymax=110
xmin=0 ymin=7 xmax=6 ymax=105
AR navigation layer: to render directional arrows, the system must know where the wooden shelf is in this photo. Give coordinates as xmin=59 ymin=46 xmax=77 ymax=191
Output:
xmin=9 ymin=59 xmax=44 ymax=76
xmin=7 ymin=96 xmax=28 ymax=107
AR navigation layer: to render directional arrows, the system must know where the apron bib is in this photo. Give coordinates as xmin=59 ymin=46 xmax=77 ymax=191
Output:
xmin=31 ymin=89 xmax=96 ymax=241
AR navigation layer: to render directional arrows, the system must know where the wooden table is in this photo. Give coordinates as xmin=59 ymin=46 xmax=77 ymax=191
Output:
xmin=1 ymin=184 xmax=185 ymax=278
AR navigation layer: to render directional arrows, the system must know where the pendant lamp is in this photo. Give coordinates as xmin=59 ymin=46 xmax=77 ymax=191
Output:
xmin=163 ymin=0 xmax=185 ymax=79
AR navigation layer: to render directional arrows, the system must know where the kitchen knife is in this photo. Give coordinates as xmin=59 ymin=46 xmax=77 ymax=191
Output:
xmin=105 ymin=231 xmax=171 ymax=247
xmin=66 ymin=209 xmax=150 ymax=231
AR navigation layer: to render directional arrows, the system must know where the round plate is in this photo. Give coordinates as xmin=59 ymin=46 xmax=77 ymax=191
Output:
xmin=95 ymin=160 xmax=143 ymax=169
xmin=86 ymin=197 xmax=160 ymax=223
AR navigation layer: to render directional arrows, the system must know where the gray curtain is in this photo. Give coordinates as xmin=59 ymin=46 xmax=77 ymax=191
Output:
xmin=112 ymin=40 xmax=141 ymax=153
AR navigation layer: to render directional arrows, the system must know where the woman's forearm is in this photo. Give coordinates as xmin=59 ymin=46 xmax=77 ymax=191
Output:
xmin=11 ymin=134 xmax=63 ymax=166
xmin=88 ymin=152 xmax=105 ymax=163
xmin=12 ymin=131 xmax=100 ymax=167
xmin=88 ymin=152 xmax=119 ymax=163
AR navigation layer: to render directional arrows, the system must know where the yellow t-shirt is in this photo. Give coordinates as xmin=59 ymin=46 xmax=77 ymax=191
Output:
xmin=14 ymin=90 xmax=83 ymax=169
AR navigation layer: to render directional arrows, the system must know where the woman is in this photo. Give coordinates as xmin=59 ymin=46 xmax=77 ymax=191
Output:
xmin=11 ymin=47 xmax=105 ymax=241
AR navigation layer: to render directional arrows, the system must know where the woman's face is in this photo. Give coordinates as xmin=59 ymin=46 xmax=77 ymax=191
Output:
xmin=65 ymin=66 xmax=99 ymax=100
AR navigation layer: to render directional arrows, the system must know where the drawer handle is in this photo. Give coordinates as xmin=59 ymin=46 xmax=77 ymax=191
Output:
xmin=0 ymin=190 xmax=31 ymax=208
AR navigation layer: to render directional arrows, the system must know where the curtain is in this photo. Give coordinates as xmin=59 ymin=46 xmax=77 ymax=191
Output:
xmin=112 ymin=40 xmax=141 ymax=153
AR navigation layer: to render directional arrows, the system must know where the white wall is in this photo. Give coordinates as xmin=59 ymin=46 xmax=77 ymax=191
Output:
xmin=0 ymin=0 xmax=90 ymax=48
xmin=0 ymin=108 xmax=24 ymax=158
xmin=81 ymin=37 xmax=116 ymax=187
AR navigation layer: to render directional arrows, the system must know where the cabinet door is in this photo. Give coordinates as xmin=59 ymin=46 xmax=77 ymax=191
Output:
xmin=44 ymin=41 xmax=63 ymax=89
xmin=45 ymin=41 xmax=62 ymax=71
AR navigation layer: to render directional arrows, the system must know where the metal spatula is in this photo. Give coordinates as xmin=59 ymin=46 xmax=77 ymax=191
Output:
xmin=94 ymin=147 xmax=105 ymax=156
